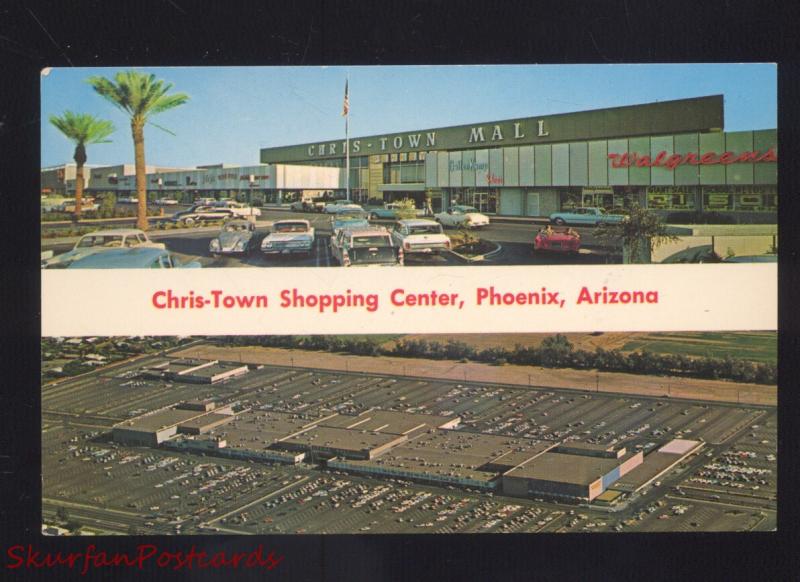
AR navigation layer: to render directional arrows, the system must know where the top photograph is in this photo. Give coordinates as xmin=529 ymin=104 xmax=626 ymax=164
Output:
xmin=40 ymin=64 xmax=777 ymax=269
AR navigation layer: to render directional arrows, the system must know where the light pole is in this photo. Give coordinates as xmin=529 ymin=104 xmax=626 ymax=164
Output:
xmin=595 ymin=372 xmax=599 ymax=393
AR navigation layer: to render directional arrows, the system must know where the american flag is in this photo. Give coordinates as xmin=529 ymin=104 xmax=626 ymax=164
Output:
xmin=342 ymin=80 xmax=349 ymax=117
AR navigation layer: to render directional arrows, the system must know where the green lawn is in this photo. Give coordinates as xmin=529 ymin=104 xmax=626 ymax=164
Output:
xmin=621 ymin=332 xmax=777 ymax=363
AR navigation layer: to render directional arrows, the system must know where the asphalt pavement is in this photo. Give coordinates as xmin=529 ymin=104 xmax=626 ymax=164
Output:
xmin=42 ymin=208 xmax=621 ymax=267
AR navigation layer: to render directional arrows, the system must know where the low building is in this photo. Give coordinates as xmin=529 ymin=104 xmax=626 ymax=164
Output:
xmin=144 ymin=359 xmax=249 ymax=384
xmin=112 ymin=408 xmax=214 ymax=446
xmin=275 ymin=426 xmax=408 ymax=460
xmin=612 ymin=439 xmax=704 ymax=493
xmin=501 ymin=449 xmax=644 ymax=502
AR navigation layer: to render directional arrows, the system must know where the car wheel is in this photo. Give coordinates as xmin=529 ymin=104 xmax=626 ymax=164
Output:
xmin=370 ymin=213 xmax=379 ymax=220
xmin=553 ymin=217 xmax=566 ymax=226
xmin=184 ymin=217 xmax=195 ymax=226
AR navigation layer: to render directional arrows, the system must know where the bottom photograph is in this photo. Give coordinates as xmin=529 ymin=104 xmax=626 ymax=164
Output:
xmin=41 ymin=332 xmax=777 ymax=535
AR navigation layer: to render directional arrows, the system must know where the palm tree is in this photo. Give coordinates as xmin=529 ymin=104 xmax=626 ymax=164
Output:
xmin=48 ymin=112 xmax=114 ymax=220
xmin=86 ymin=71 xmax=189 ymax=230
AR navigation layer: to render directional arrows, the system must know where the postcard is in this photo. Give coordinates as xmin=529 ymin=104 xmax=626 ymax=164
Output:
xmin=39 ymin=64 xmax=777 ymax=538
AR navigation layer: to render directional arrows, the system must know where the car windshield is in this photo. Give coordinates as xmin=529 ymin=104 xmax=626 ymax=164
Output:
xmin=274 ymin=223 xmax=308 ymax=233
xmin=77 ymin=235 xmax=124 ymax=248
xmin=456 ymin=206 xmax=479 ymax=213
xmin=409 ymin=224 xmax=442 ymax=235
xmin=351 ymin=235 xmax=391 ymax=248
xmin=337 ymin=219 xmax=368 ymax=228
xmin=224 ymin=224 xmax=249 ymax=232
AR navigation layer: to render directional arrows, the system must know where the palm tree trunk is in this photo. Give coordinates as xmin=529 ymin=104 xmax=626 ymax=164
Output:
xmin=73 ymin=143 xmax=87 ymax=222
xmin=74 ymin=162 xmax=84 ymax=222
xmin=132 ymin=119 xmax=148 ymax=231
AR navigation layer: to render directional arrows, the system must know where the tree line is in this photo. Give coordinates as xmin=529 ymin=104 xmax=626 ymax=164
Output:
xmin=217 ymin=334 xmax=776 ymax=385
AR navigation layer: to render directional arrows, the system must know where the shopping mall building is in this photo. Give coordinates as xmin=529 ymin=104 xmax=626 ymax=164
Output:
xmin=42 ymin=95 xmax=777 ymax=223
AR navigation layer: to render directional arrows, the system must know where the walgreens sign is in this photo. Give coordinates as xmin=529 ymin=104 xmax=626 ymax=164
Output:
xmin=608 ymin=148 xmax=777 ymax=170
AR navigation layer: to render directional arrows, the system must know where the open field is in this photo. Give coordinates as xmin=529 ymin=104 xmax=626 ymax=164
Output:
xmin=395 ymin=332 xmax=776 ymax=363
xmin=173 ymin=345 xmax=776 ymax=406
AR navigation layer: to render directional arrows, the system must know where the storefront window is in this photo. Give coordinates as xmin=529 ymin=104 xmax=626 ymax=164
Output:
xmin=646 ymin=187 xmax=695 ymax=210
xmin=452 ymin=189 xmax=497 ymax=213
xmin=735 ymin=190 xmax=777 ymax=212
xmin=703 ymin=191 xmax=734 ymax=211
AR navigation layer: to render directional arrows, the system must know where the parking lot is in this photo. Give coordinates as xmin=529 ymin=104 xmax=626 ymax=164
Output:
xmin=41 ymin=208 xmax=619 ymax=268
xmin=42 ymin=345 xmax=776 ymax=534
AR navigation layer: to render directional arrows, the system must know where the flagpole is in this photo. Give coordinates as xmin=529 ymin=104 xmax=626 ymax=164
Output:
xmin=345 ymin=76 xmax=350 ymax=201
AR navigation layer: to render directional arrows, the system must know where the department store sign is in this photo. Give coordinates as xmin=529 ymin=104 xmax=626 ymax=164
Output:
xmin=608 ymin=148 xmax=777 ymax=169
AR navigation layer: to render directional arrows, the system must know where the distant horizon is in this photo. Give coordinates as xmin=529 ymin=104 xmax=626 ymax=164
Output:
xmin=41 ymin=64 xmax=777 ymax=168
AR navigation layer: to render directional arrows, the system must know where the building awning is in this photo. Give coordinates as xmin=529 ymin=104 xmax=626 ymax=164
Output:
xmin=378 ymin=183 xmax=426 ymax=192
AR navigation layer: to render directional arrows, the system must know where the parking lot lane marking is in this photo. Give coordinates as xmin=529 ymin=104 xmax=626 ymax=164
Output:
xmin=207 ymin=476 xmax=309 ymax=525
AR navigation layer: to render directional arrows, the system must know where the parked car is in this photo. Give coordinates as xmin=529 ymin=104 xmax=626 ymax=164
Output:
xmin=195 ymin=197 xmax=217 ymax=206
xmin=367 ymin=203 xmax=403 ymax=219
xmin=330 ymin=213 xmax=370 ymax=236
xmin=548 ymin=207 xmax=626 ymax=226
xmin=60 ymin=197 xmax=99 ymax=213
xmin=117 ymin=196 xmax=138 ymax=204
xmin=153 ymin=197 xmax=179 ymax=206
xmin=168 ymin=204 xmax=235 ymax=225
xmin=209 ymin=220 xmax=257 ymax=256
xmin=330 ymin=226 xmax=403 ymax=267
xmin=326 ymin=203 xmax=364 ymax=215
xmin=533 ymin=226 xmax=581 ymax=254
xmin=390 ymin=219 xmax=451 ymax=254
xmin=213 ymin=200 xmax=262 ymax=218
xmin=434 ymin=205 xmax=490 ymax=228
xmin=324 ymin=200 xmax=361 ymax=213
xmin=261 ymin=219 xmax=315 ymax=256
xmin=42 ymin=229 xmax=165 ymax=268
xmin=291 ymin=198 xmax=326 ymax=212
xmin=65 ymin=247 xmax=201 ymax=269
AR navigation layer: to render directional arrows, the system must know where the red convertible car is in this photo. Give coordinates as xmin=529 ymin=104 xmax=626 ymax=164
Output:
xmin=533 ymin=226 xmax=581 ymax=253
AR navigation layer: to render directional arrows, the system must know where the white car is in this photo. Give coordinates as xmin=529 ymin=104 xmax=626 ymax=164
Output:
xmin=330 ymin=204 xmax=364 ymax=215
xmin=214 ymin=200 xmax=262 ymax=218
xmin=390 ymin=219 xmax=451 ymax=254
xmin=324 ymin=200 xmax=357 ymax=213
xmin=434 ymin=205 xmax=490 ymax=228
xmin=42 ymin=228 xmax=165 ymax=268
xmin=117 ymin=196 xmax=138 ymax=204
xmin=154 ymin=197 xmax=179 ymax=206
xmin=261 ymin=219 xmax=315 ymax=256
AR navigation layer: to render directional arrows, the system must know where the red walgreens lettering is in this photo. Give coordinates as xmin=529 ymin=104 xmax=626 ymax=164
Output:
xmin=608 ymin=148 xmax=776 ymax=169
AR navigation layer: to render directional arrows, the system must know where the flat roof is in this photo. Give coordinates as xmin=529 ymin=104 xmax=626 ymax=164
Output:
xmin=321 ymin=410 xmax=456 ymax=435
xmin=279 ymin=426 xmax=405 ymax=453
xmin=330 ymin=430 xmax=551 ymax=483
xmin=178 ymin=413 xmax=234 ymax=431
xmin=186 ymin=363 xmax=246 ymax=378
xmin=114 ymin=408 xmax=209 ymax=433
xmin=505 ymin=452 xmax=621 ymax=486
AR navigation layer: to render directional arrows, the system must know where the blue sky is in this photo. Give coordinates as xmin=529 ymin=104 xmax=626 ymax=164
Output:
xmin=41 ymin=64 xmax=777 ymax=168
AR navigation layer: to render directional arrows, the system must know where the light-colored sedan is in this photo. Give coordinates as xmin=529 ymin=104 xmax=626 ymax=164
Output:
xmin=434 ymin=205 xmax=490 ymax=228
xmin=209 ymin=220 xmax=257 ymax=256
xmin=549 ymin=207 xmax=626 ymax=226
xmin=390 ymin=219 xmax=451 ymax=254
xmin=261 ymin=219 xmax=315 ymax=256
xmin=213 ymin=200 xmax=262 ymax=218
xmin=154 ymin=197 xmax=179 ymax=206
xmin=65 ymin=247 xmax=200 ymax=269
xmin=42 ymin=228 xmax=165 ymax=268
